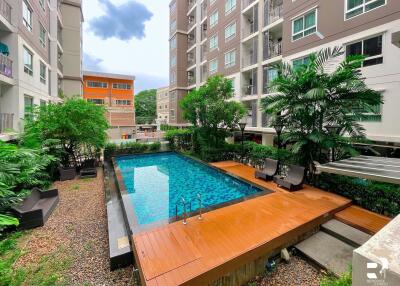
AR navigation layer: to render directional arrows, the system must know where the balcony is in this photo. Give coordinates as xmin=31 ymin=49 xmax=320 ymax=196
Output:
xmin=242 ymin=4 xmax=258 ymax=39
xmin=187 ymin=50 xmax=195 ymax=67
xmin=58 ymin=60 xmax=63 ymax=73
xmin=188 ymin=0 xmax=196 ymax=13
xmin=268 ymin=41 xmax=282 ymax=59
xmin=242 ymin=68 xmax=258 ymax=96
xmin=187 ymin=31 xmax=196 ymax=50
xmin=267 ymin=4 xmax=282 ymax=25
xmin=187 ymin=70 xmax=196 ymax=86
xmin=262 ymin=65 xmax=278 ymax=94
xmin=188 ymin=15 xmax=196 ymax=31
xmin=0 ymin=53 xmax=12 ymax=78
xmin=242 ymin=38 xmax=258 ymax=68
xmin=0 ymin=112 xmax=13 ymax=133
xmin=243 ymin=100 xmax=258 ymax=127
xmin=0 ymin=0 xmax=11 ymax=24
xmin=200 ymin=64 xmax=208 ymax=83
xmin=264 ymin=0 xmax=283 ymax=26
xmin=242 ymin=0 xmax=257 ymax=10
xmin=201 ymin=1 xmax=207 ymax=21
xmin=201 ymin=23 xmax=207 ymax=42
xmin=200 ymin=44 xmax=207 ymax=62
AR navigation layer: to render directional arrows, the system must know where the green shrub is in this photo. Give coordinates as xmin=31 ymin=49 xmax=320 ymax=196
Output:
xmin=160 ymin=124 xmax=178 ymax=131
xmin=165 ymin=129 xmax=193 ymax=151
xmin=199 ymin=144 xmax=239 ymax=162
xmin=240 ymin=141 xmax=296 ymax=167
xmin=104 ymin=141 xmax=162 ymax=159
xmin=316 ymin=174 xmax=400 ymax=217
xmin=320 ymin=270 xmax=352 ymax=286
xmin=149 ymin=142 xmax=161 ymax=151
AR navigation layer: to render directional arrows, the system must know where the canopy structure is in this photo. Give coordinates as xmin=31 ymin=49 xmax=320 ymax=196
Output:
xmin=316 ymin=155 xmax=400 ymax=185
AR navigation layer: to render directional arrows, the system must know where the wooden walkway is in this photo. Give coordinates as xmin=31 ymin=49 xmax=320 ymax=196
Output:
xmin=133 ymin=161 xmax=353 ymax=286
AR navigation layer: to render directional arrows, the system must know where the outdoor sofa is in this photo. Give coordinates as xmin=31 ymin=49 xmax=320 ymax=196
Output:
xmin=274 ymin=165 xmax=306 ymax=191
xmin=80 ymin=159 xmax=98 ymax=179
xmin=255 ymin=158 xmax=279 ymax=181
xmin=12 ymin=188 xmax=59 ymax=229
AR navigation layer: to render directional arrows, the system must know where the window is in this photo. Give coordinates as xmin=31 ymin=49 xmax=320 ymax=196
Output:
xmin=346 ymin=35 xmax=383 ymax=67
xmin=112 ymin=83 xmax=131 ymax=90
xmin=23 ymin=47 xmax=33 ymax=76
xmin=170 ymin=36 xmax=177 ymax=50
xmin=170 ymin=109 xmax=176 ymax=119
xmin=267 ymin=68 xmax=278 ymax=82
xmin=87 ymin=99 xmax=105 ymax=105
xmin=352 ymin=94 xmax=382 ymax=122
xmin=292 ymin=10 xmax=317 ymax=41
xmin=24 ymin=95 xmax=33 ymax=117
xmin=23 ymin=1 xmax=32 ymax=32
xmin=225 ymin=22 xmax=236 ymax=41
xmin=87 ymin=81 xmax=108 ymax=88
xmin=225 ymin=0 xmax=236 ymax=14
xmin=209 ymin=34 xmax=218 ymax=51
xmin=39 ymin=24 xmax=46 ymax=48
xmin=115 ymin=100 xmax=132 ymax=106
xmin=171 ymin=55 xmax=177 ymax=67
xmin=40 ymin=62 xmax=46 ymax=84
xmin=210 ymin=11 xmax=218 ymax=28
xmin=224 ymin=50 xmax=236 ymax=68
xmin=40 ymin=100 xmax=47 ymax=106
xmin=292 ymin=55 xmax=311 ymax=70
xmin=170 ymin=19 xmax=177 ymax=33
xmin=170 ymin=1 xmax=177 ymax=13
xmin=346 ymin=0 xmax=386 ymax=20
xmin=39 ymin=0 xmax=45 ymax=11
xmin=209 ymin=58 xmax=218 ymax=74
xmin=170 ymin=71 xmax=176 ymax=84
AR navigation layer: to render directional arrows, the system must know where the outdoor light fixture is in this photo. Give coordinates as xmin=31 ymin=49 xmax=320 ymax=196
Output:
xmin=324 ymin=123 xmax=342 ymax=136
xmin=238 ymin=122 xmax=247 ymax=163
xmin=238 ymin=122 xmax=247 ymax=132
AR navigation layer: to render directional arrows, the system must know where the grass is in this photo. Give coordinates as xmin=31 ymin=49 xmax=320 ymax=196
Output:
xmin=320 ymin=269 xmax=352 ymax=286
xmin=0 ymin=231 xmax=72 ymax=286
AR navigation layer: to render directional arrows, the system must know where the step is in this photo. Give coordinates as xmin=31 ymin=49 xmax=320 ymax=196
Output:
xmin=295 ymin=231 xmax=354 ymax=276
xmin=321 ymin=219 xmax=372 ymax=247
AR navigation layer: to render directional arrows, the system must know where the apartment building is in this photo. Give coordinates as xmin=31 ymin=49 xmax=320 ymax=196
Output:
xmin=170 ymin=0 xmax=400 ymax=144
xmin=83 ymin=71 xmax=135 ymax=128
xmin=156 ymin=86 xmax=170 ymax=124
xmin=0 ymin=0 xmax=83 ymax=140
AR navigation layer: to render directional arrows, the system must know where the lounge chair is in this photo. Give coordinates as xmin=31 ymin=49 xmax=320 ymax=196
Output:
xmin=80 ymin=159 xmax=97 ymax=179
xmin=59 ymin=166 xmax=76 ymax=181
xmin=255 ymin=158 xmax=279 ymax=181
xmin=12 ymin=188 xmax=59 ymax=229
xmin=273 ymin=165 xmax=306 ymax=191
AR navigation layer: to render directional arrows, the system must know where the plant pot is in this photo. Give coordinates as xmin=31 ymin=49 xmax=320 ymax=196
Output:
xmin=59 ymin=166 xmax=77 ymax=181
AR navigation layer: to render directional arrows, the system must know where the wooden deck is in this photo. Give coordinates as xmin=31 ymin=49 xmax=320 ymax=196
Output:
xmin=334 ymin=205 xmax=391 ymax=235
xmin=133 ymin=161 xmax=353 ymax=286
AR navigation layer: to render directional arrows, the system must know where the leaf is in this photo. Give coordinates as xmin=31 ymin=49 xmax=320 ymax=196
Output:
xmin=0 ymin=214 xmax=19 ymax=227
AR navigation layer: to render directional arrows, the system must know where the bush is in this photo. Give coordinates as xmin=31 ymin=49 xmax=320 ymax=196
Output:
xmin=160 ymin=124 xmax=178 ymax=131
xmin=320 ymin=269 xmax=352 ymax=286
xmin=240 ymin=141 xmax=296 ymax=167
xmin=316 ymin=173 xmax=400 ymax=217
xmin=199 ymin=144 xmax=239 ymax=162
xmin=165 ymin=129 xmax=193 ymax=151
xmin=104 ymin=141 xmax=162 ymax=160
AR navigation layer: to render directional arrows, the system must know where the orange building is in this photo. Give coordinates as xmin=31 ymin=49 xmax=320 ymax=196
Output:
xmin=83 ymin=71 xmax=135 ymax=127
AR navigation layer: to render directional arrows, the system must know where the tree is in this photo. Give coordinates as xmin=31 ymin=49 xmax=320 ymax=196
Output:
xmin=23 ymin=98 xmax=109 ymax=167
xmin=261 ymin=47 xmax=382 ymax=175
xmin=135 ymin=89 xmax=157 ymax=124
xmin=180 ymin=75 xmax=246 ymax=149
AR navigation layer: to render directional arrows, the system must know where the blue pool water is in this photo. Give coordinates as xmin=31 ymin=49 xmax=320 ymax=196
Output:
xmin=116 ymin=152 xmax=261 ymax=225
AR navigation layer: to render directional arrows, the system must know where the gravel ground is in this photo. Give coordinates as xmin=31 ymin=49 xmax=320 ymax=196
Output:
xmin=15 ymin=169 xmax=132 ymax=285
xmin=248 ymin=256 xmax=323 ymax=286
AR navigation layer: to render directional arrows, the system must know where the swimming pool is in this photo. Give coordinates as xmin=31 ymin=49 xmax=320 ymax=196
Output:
xmin=115 ymin=152 xmax=266 ymax=227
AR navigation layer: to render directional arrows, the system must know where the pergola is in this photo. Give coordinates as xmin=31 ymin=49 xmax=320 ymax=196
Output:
xmin=316 ymin=155 xmax=400 ymax=185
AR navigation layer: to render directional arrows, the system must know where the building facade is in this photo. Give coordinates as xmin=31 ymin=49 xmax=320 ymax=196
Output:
xmin=170 ymin=0 xmax=400 ymax=144
xmin=0 ymin=0 xmax=83 ymax=139
xmin=83 ymin=71 xmax=135 ymax=128
xmin=156 ymin=86 xmax=170 ymax=124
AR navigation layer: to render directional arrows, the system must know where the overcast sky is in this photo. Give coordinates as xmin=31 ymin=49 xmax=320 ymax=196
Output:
xmin=83 ymin=0 xmax=169 ymax=93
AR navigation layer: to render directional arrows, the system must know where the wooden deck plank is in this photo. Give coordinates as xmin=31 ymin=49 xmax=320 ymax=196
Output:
xmin=132 ymin=161 xmax=353 ymax=286
xmin=334 ymin=205 xmax=391 ymax=235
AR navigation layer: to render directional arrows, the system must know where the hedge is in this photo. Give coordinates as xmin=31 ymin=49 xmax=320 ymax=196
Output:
xmin=165 ymin=129 xmax=193 ymax=151
xmin=104 ymin=141 xmax=161 ymax=160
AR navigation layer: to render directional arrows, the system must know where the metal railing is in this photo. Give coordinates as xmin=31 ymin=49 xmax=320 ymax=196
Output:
xmin=243 ymin=84 xmax=257 ymax=96
xmin=188 ymin=74 xmax=196 ymax=86
xmin=187 ymin=15 xmax=196 ymax=31
xmin=188 ymin=0 xmax=196 ymax=12
xmin=0 ymin=113 xmax=13 ymax=133
xmin=268 ymin=41 xmax=282 ymax=59
xmin=242 ymin=50 xmax=258 ymax=67
xmin=242 ymin=0 xmax=256 ymax=10
xmin=266 ymin=4 xmax=282 ymax=25
xmin=242 ymin=21 xmax=258 ymax=39
xmin=0 ymin=53 xmax=12 ymax=78
xmin=0 ymin=0 xmax=11 ymax=23
xmin=187 ymin=53 xmax=195 ymax=67
xmin=187 ymin=37 xmax=196 ymax=49
xmin=58 ymin=60 xmax=63 ymax=73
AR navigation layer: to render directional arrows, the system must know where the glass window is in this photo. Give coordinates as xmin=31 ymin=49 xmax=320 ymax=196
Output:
xmin=209 ymin=34 xmax=218 ymax=50
xmin=292 ymin=10 xmax=316 ymax=41
xmin=170 ymin=19 xmax=177 ymax=33
xmin=40 ymin=62 xmax=46 ymax=84
xmin=209 ymin=59 xmax=218 ymax=74
xmin=171 ymin=55 xmax=177 ymax=67
xmin=24 ymin=95 xmax=33 ymax=117
xmin=210 ymin=11 xmax=218 ymax=28
xmin=23 ymin=1 xmax=32 ymax=32
xmin=39 ymin=24 xmax=46 ymax=48
xmin=268 ymin=68 xmax=278 ymax=82
xmin=112 ymin=83 xmax=131 ymax=89
xmin=224 ymin=50 xmax=236 ymax=68
xmin=225 ymin=0 xmax=236 ymax=14
xmin=87 ymin=81 xmax=108 ymax=88
xmin=292 ymin=55 xmax=311 ymax=70
xmin=346 ymin=35 xmax=383 ymax=67
xmin=346 ymin=0 xmax=386 ymax=19
xmin=23 ymin=47 xmax=33 ymax=76
xmin=170 ymin=1 xmax=177 ymax=13
xmin=170 ymin=71 xmax=176 ymax=84
xmin=115 ymin=100 xmax=132 ymax=105
xmin=225 ymin=22 xmax=236 ymax=41
xmin=87 ymin=99 xmax=105 ymax=105
xmin=170 ymin=36 xmax=177 ymax=50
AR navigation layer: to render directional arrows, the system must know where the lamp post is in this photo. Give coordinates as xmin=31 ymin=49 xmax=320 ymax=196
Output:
xmin=238 ymin=122 xmax=247 ymax=163
xmin=324 ymin=123 xmax=342 ymax=162
xmin=273 ymin=121 xmax=284 ymax=174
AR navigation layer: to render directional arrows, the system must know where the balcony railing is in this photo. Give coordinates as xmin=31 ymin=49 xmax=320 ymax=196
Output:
xmin=187 ymin=54 xmax=195 ymax=67
xmin=200 ymin=45 xmax=207 ymax=62
xmin=58 ymin=60 xmax=63 ymax=73
xmin=242 ymin=50 xmax=258 ymax=68
xmin=243 ymin=84 xmax=257 ymax=96
xmin=201 ymin=2 xmax=207 ymax=20
xmin=188 ymin=36 xmax=196 ymax=49
xmin=242 ymin=21 xmax=258 ymax=38
xmin=0 ymin=0 xmax=11 ymax=24
xmin=242 ymin=0 xmax=256 ymax=10
xmin=188 ymin=0 xmax=196 ymax=12
xmin=0 ymin=113 xmax=13 ymax=133
xmin=188 ymin=15 xmax=196 ymax=31
xmin=267 ymin=4 xmax=283 ymax=25
xmin=188 ymin=75 xmax=196 ymax=86
xmin=268 ymin=41 xmax=282 ymax=59
xmin=0 ymin=53 xmax=12 ymax=78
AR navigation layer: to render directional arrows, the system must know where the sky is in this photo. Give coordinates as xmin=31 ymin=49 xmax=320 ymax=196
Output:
xmin=82 ymin=0 xmax=169 ymax=93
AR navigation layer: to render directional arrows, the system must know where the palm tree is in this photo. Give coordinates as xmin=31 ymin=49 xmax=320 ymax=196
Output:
xmin=261 ymin=47 xmax=382 ymax=176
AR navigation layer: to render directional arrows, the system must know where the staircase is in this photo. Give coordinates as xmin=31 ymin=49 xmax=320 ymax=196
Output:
xmin=295 ymin=219 xmax=372 ymax=276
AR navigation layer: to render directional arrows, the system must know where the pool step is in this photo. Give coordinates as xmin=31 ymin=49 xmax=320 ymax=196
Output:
xmin=104 ymin=162 xmax=133 ymax=270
